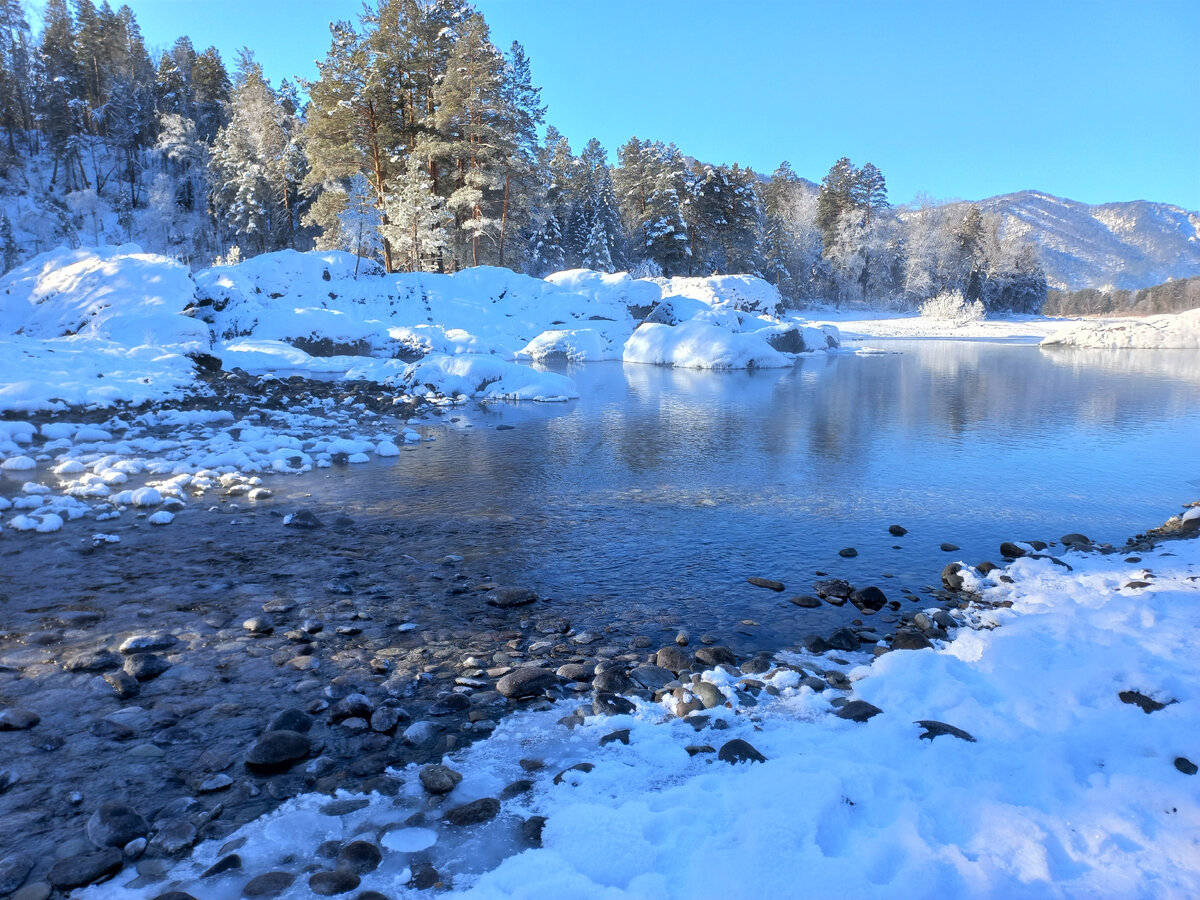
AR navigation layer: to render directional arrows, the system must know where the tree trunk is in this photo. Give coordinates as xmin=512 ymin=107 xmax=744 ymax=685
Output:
xmin=498 ymin=161 xmax=510 ymax=268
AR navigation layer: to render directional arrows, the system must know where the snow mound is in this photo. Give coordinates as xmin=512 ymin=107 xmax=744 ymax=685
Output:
xmin=623 ymin=321 xmax=792 ymax=369
xmin=0 ymin=244 xmax=206 ymax=348
xmin=545 ymin=268 xmax=662 ymax=311
xmin=656 ymin=274 xmax=784 ymax=316
xmin=399 ymin=353 xmax=578 ymax=402
xmin=1041 ymin=308 xmax=1200 ymax=349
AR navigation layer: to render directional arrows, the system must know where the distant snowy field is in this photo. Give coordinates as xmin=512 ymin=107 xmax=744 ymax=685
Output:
xmin=83 ymin=531 xmax=1200 ymax=900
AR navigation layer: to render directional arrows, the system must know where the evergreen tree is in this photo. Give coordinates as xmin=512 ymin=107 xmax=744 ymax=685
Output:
xmin=190 ymin=46 xmax=229 ymax=142
xmin=36 ymin=0 xmax=85 ymax=188
xmin=381 ymin=154 xmax=451 ymax=272
xmin=0 ymin=209 xmax=18 ymax=271
xmin=853 ymin=162 xmax=889 ymax=226
xmin=816 ymin=156 xmax=856 ymax=249
xmin=493 ymin=39 xmax=543 ymax=270
xmin=527 ymin=207 xmax=565 ymax=275
xmin=614 ymin=138 xmax=689 ymax=275
xmin=338 ymin=172 xmax=382 ymax=277
xmin=0 ymin=0 xmax=33 ymax=157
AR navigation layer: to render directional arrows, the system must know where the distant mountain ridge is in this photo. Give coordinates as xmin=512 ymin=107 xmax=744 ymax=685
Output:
xmin=967 ymin=191 xmax=1200 ymax=292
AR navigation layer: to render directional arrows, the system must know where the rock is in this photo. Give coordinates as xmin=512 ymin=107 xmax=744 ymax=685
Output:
xmin=553 ymin=763 xmax=595 ymax=785
xmin=939 ymin=542 xmax=960 ymax=552
xmin=1118 ymin=690 xmax=1172 ymax=714
xmin=242 ymin=615 xmax=274 ymax=634
xmin=500 ymin=779 xmax=534 ymax=800
xmin=63 ymin=650 xmax=121 ymax=673
xmin=591 ymin=668 xmax=633 ymax=694
xmin=369 ymin=707 xmax=401 ymax=733
xmin=408 ymin=863 xmax=440 ymax=889
xmin=825 ymin=628 xmax=860 ymax=652
xmin=838 ymin=547 xmax=858 ymax=558
xmin=718 ymin=739 xmax=766 ymax=764
xmin=402 ymin=721 xmax=440 ymax=746
xmin=0 ymin=708 xmax=39 ymax=730
xmin=283 ymin=510 xmax=323 ymax=529
xmin=444 ymin=797 xmax=500 ymax=826
xmin=522 ymin=816 xmax=547 ymax=847
xmin=695 ymin=646 xmax=736 ymax=667
xmin=336 ymin=841 xmax=382 ymax=874
xmin=999 ymin=541 xmax=1026 ymax=558
xmin=835 ymin=700 xmax=883 ymax=723
xmin=813 ymin=578 xmax=853 ymax=600
xmin=485 ymin=587 xmax=537 ymax=608
xmin=747 ymin=577 xmax=785 ymax=592
xmin=1060 ymin=532 xmax=1092 ymax=549
xmin=600 ymin=729 xmax=631 ymax=747
xmin=199 ymin=853 xmax=241 ymax=878
xmin=119 ymin=633 xmax=177 ymax=654
xmin=888 ymin=524 xmax=908 ymax=536
xmin=123 ymin=653 xmax=170 ymax=681
xmin=151 ymin=893 xmax=198 ymax=900
xmin=675 ymin=630 xmax=690 ymax=646
xmin=0 ymin=853 xmax=34 ymax=895
xmin=245 ymin=730 xmax=310 ymax=771
xmin=87 ymin=803 xmax=149 ymax=849
xmin=849 ymin=587 xmax=887 ymax=612
xmin=418 ymin=764 xmax=463 ymax=795
xmin=655 ymin=645 xmax=693 ymax=673
xmin=267 ymin=709 xmax=312 ymax=733
xmin=594 ymin=693 xmax=636 ymax=716
xmin=308 ymin=869 xmax=360 ymax=895
xmin=941 ymin=563 xmax=965 ymax=591
xmin=694 ymin=682 xmax=725 ymax=709
xmin=803 ymin=635 xmax=832 ymax=654
xmin=788 ymin=595 xmax=822 ymax=608
xmin=103 ymin=671 xmax=140 ymax=699
xmin=915 ymin=720 xmax=977 ymax=742
xmin=496 ymin=667 xmax=558 ymax=699
xmin=630 ymin=665 xmax=674 ymax=690
xmin=242 ymin=871 xmax=294 ymax=897
xmin=1175 ymin=757 xmax=1198 ymax=776
xmin=330 ymin=693 xmax=374 ymax=722
xmin=46 ymin=848 xmax=123 ymax=889
xmin=891 ymin=630 xmax=933 ymax=651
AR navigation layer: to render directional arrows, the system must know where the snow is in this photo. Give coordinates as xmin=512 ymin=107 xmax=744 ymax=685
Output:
xmin=399 ymin=354 xmax=579 ymax=402
xmin=623 ymin=321 xmax=792 ymax=369
xmin=1040 ymin=308 xmax=1200 ymax=349
xmin=806 ymin=306 xmax=1084 ymax=343
xmin=82 ymin=533 xmax=1200 ymax=900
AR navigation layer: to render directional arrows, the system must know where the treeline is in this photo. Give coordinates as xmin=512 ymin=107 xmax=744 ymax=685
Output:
xmin=1043 ymin=275 xmax=1200 ymax=317
xmin=0 ymin=0 xmax=1047 ymax=312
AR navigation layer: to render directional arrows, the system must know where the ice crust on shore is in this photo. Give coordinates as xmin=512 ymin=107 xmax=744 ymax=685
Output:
xmin=81 ymin=535 xmax=1200 ymax=900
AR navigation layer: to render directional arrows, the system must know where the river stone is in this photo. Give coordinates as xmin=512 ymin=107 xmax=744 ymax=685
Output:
xmin=408 ymin=863 xmax=441 ymax=889
xmin=64 ymin=649 xmax=121 ymax=672
xmin=915 ymin=720 xmax=977 ymax=742
xmin=0 ymin=853 xmax=33 ymax=894
xmin=592 ymin=668 xmax=633 ymax=693
xmin=976 ymin=561 xmax=999 ymax=575
xmin=0 ymin=708 xmax=39 ymax=730
xmin=152 ymin=818 xmax=197 ymax=853
xmin=485 ymin=587 xmax=537 ymax=608
xmin=941 ymin=563 xmax=965 ymax=591
xmin=370 ymin=707 xmax=401 ymax=733
xmin=402 ymin=721 xmax=440 ymax=745
xmin=243 ymin=615 xmax=274 ymax=634
xmin=825 ymin=628 xmax=860 ymax=652
xmin=1061 ymin=532 xmax=1092 ymax=549
xmin=330 ymin=693 xmax=374 ymax=722
xmin=940 ymin=542 xmax=960 ymax=552
xmin=835 ymin=700 xmax=883 ymax=723
xmin=308 ymin=869 xmax=360 ymax=895
xmin=594 ymin=692 xmax=636 ymax=716
xmin=999 ymin=541 xmax=1026 ymax=558
xmin=522 ymin=816 xmax=547 ymax=847
xmin=600 ymin=729 xmax=631 ymax=747
xmin=124 ymin=653 xmax=170 ymax=681
xmin=267 ymin=709 xmax=312 ymax=733
xmin=242 ymin=870 xmax=294 ymax=896
xmin=747 ymin=577 xmax=785 ymax=592
xmin=655 ymin=646 xmax=693 ymax=673
xmin=47 ymin=848 xmax=123 ymax=889
xmin=336 ymin=840 xmax=382 ymax=874
xmin=813 ymin=578 xmax=853 ymax=600
xmin=1175 ymin=757 xmax=1198 ymax=776
xmin=788 ymin=595 xmax=822 ymax=608
xmin=850 ymin=586 xmax=887 ymax=612
xmin=103 ymin=671 xmax=140 ymax=699
xmin=891 ymin=630 xmax=933 ymax=651
xmin=151 ymin=893 xmax=198 ymax=900
xmin=630 ymin=665 xmax=674 ymax=690
xmin=695 ymin=646 xmax=736 ymax=667
xmin=496 ymin=667 xmax=558 ymax=699
xmin=87 ymin=803 xmax=149 ymax=849
xmin=284 ymin=510 xmax=323 ymax=529
xmin=199 ymin=853 xmax=241 ymax=878
xmin=694 ymin=682 xmax=725 ymax=709
xmin=428 ymin=693 xmax=471 ymax=715
xmin=553 ymin=763 xmax=595 ymax=785
xmin=245 ymin=730 xmax=310 ymax=770
xmin=444 ymin=797 xmax=500 ymax=826
xmin=718 ymin=739 xmax=766 ymax=764
xmin=418 ymin=764 xmax=463 ymax=795
xmin=888 ymin=524 xmax=908 ymax=536
xmin=119 ymin=633 xmax=177 ymax=654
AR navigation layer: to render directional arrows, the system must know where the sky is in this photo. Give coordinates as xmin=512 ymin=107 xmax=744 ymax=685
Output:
xmin=43 ymin=0 xmax=1200 ymax=209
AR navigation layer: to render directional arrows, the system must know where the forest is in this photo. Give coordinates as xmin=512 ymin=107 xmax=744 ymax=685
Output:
xmin=0 ymin=0 xmax=1047 ymax=312
xmin=1043 ymin=275 xmax=1200 ymax=317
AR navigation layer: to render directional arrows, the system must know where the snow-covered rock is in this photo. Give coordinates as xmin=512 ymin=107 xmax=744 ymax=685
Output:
xmin=623 ymin=321 xmax=792 ymax=369
xmin=399 ymin=353 xmax=578 ymax=402
xmin=655 ymin=274 xmax=785 ymax=316
xmin=1041 ymin=308 xmax=1200 ymax=349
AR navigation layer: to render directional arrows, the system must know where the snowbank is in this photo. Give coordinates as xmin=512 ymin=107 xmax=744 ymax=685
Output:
xmin=623 ymin=321 xmax=792 ymax=369
xmin=1041 ymin=307 xmax=1200 ymax=349
xmin=0 ymin=244 xmax=206 ymax=348
xmin=399 ymin=353 xmax=578 ymax=402
xmin=656 ymin=273 xmax=784 ymax=316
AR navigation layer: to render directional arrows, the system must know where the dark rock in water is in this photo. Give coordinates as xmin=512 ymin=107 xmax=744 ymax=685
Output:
xmin=428 ymin=693 xmax=471 ymax=715
xmin=47 ymin=848 xmax=123 ymax=889
xmin=718 ymin=739 xmax=766 ymax=764
xmin=594 ymin=692 xmax=636 ymax=716
xmin=119 ymin=633 xmax=178 ymax=654
xmin=915 ymin=720 xmax=977 ymax=742
xmin=63 ymin=650 xmax=121 ymax=673
xmin=1060 ymin=532 xmax=1092 ymax=549
xmin=850 ymin=587 xmax=887 ymax=612
xmin=123 ymin=653 xmax=170 ymax=681
xmin=695 ymin=646 xmax=737 ymax=667
xmin=891 ymin=630 xmax=933 ymax=651
xmin=284 ymin=510 xmax=323 ymax=529
xmin=835 ymin=700 xmax=883 ymax=723
xmin=825 ymin=628 xmax=860 ymax=652
xmin=355 ymin=893 xmax=390 ymax=900
xmin=522 ymin=816 xmax=547 ymax=846
xmin=245 ymin=730 xmax=310 ymax=771
xmin=87 ymin=803 xmax=148 ymax=849
xmin=741 ymin=653 xmax=774 ymax=674
xmin=1029 ymin=540 xmax=1048 ymax=551
xmin=976 ymin=561 xmax=999 ymax=576
xmin=655 ymin=646 xmax=693 ymax=673
xmin=999 ymin=541 xmax=1026 ymax=558
xmin=630 ymin=665 xmax=674 ymax=690
xmin=267 ymin=709 xmax=312 ymax=733
xmin=0 ymin=708 xmax=39 ymax=730
xmin=1175 ymin=757 xmax=1198 ymax=776
xmin=747 ymin=577 xmax=785 ymax=592
xmin=409 ymin=862 xmax=441 ymax=889
xmin=788 ymin=595 xmax=822 ymax=608
xmin=153 ymin=817 xmax=198 ymax=853
xmin=803 ymin=635 xmax=832 ymax=654
xmin=941 ymin=563 xmax=965 ymax=591
xmin=199 ymin=853 xmax=241 ymax=878
xmin=444 ymin=797 xmax=501 ymax=826
xmin=553 ymin=763 xmax=595 ymax=785
xmin=320 ymin=799 xmax=369 ymax=816
xmin=103 ymin=671 xmax=140 ymax=699
xmin=309 ymin=869 xmax=360 ymax=895
xmin=940 ymin=542 xmax=960 ymax=552
xmin=242 ymin=870 xmax=294 ymax=896
xmin=838 ymin=547 xmax=858 ymax=558
xmin=600 ymin=729 xmax=631 ymax=747
xmin=888 ymin=524 xmax=908 ymax=536
xmin=497 ymin=667 xmax=558 ymax=699
xmin=813 ymin=578 xmax=853 ymax=600
xmin=0 ymin=853 xmax=34 ymax=895
xmin=336 ymin=840 xmax=382 ymax=874
xmin=91 ymin=719 xmax=134 ymax=742
xmin=152 ymin=893 xmax=199 ymax=900
xmin=418 ymin=764 xmax=462 ymax=795
xmin=592 ymin=668 xmax=633 ymax=693
xmin=485 ymin=587 xmax=537 ymax=608
xmin=1119 ymin=690 xmax=1172 ymax=714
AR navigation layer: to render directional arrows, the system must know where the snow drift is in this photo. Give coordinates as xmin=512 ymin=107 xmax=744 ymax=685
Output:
xmin=1041 ymin=307 xmax=1200 ymax=349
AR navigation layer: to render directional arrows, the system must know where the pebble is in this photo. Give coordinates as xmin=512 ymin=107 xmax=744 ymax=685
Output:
xmin=242 ymin=870 xmax=295 ymax=897
xmin=418 ymin=764 xmax=463 ymax=795
xmin=245 ymin=730 xmax=311 ymax=770
xmin=308 ymin=869 xmax=360 ymax=895
xmin=0 ymin=708 xmax=39 ymax=730
xmin=336 ymin=840 xmax=382 ymax=874
xmin=444 ymin=797 xmax=500 ymax=826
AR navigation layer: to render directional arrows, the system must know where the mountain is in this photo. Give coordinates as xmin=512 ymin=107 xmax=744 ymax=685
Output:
xmin=971 ymin=191 xmax=1200 ymax=292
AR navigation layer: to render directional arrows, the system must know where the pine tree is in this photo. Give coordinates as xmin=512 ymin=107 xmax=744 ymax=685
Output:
xmin=0 ymin=0 xmax=33 ymax=158
xmin=614 ymin=138 xmax=690 ymax=276
xmin=527 ymin=207 xmax=566 ymax=276
xmin=36 ymin=0 xmax=85 ymax=188
xmin=493 ymin=40 xmax=543 ymax=270
xmin=816 ymin=156 xmax=856 ymax=249
xmin=338 ymin=172 xmax=382 ymax=277
xmin=190 ymin=46 xmax=228 ymax=142
xmin=381 ymin=154 xmax=451 ymax=272
xmin=0 ymin=209 xmax=18 ymax=271
xmin=853 ymin=162 xmax=889 ymax=227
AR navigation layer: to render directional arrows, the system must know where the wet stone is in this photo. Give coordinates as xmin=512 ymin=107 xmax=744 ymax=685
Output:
xmin=87 ymin=803 xmax=149 ymax=849
xmin=695 ymin=646 xmax=736 ymax=667
xmin=444 ymin=797 xmax=500 ymax=826
xmin=124 ymin=653 xmax=170 ymax=681
xmin=336 ymin=840 xmax=382 ymax=874
xmin=747 ymin=577 xmax=785 ymax=592
xmin=694 ymin=682 xmax=725 ymax=709
xmin=418 ymin=764 xmax=463 ymax=795
xmin=836 ymin=700 xmax=883 ymax=723
xmin=245 ymin=730 xmax=310 ymax=771
xmin=46 ymin=848 xmax=123 ymax=890
xmin=592 ymin=668 xmax=633 ymax=693
xmin=825 ymin=628 xmax=860 ymax=652
xmin=788 ymin=595 xmax=822 ymax=608
xmin=600 ymin=729 xmax=630 ymax=747
xmin=243 ymin=616 xmax=274 ymax=635
xmin=64 ymin=650 xmax=122 ymax=673
xmin=485 ymin=587 xmax=537 ymax=608
xmin=308 ymin=869 xmax=360 ymax=895
xmin=593 ymin=692 xmax=636 ymax=716
xmin=496 ymin=667 xmax=558 ymax=699
xmin=718 ymin=739 xmax=766 ymax=764
xmin=408 ymin=862 xmax=440 ymax=889
xmin=838 ymin=547 xmax=858 ymax=558
xmin=241 ymin=870 xmax=294 ymax=896
xmin=199 ymin=853 xmax=241 ymax=878
xmin=1175 ymin=757 xmax=1198 ymax=776
xmin=888 ymin=524 xmax=908 ymax=536
xmin=267 ymin=709 xmax=312 ymax=733
xmin=0 ymin=708 xmax=39 ymax=730
xmin=522 ymin=816 xmax=547 ymax=847
xmin=428 ymin=693 xmax=471 ymax=715
xmin=891 ymin=630 xmax=934 ymax=651
xmin=655 ymin=646 xmax=693 ymax=673
xmin=0 ymin=853 xmax=34 ymax=895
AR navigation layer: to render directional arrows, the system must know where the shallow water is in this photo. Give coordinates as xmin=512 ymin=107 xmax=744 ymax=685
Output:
xmin=291 ymin=341 xmax=1200 ymax=653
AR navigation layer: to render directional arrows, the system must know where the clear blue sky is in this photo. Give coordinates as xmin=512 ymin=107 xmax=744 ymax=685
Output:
xmin=55 ymin=0 xmax=1200 ymax=209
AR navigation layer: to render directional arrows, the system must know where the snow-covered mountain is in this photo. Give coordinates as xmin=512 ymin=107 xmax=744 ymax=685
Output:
xmin=970 ymin=191 xmax=1200 ymax=292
